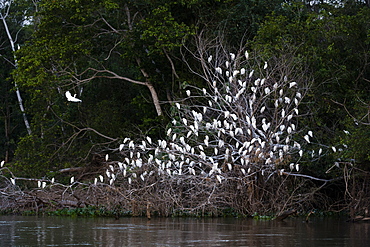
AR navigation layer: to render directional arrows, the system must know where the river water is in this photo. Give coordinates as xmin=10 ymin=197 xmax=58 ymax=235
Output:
xmin=0 ymin=215 xmax=369 ymax=246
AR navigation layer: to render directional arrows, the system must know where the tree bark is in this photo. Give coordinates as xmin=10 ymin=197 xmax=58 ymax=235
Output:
xmin=1 ymin=8 xmax=32 ymax=135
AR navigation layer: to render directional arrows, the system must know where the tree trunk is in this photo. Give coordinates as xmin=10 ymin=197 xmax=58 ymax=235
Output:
xmin=1 ymin=11 xmax=32 ymax=135
xmin=146 ymin=81 xmax=163 ymax=116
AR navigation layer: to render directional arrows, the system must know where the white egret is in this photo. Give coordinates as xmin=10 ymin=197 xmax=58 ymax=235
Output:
xmin=235 ymin=128 xmax=243 ymax=135
xmin=70 ymin=176 xmax=74 ymax=184
xmin=260 ymin=106 xmax=266 ymax=113
xmin=281 ymin=109 xmax=286 ymax=118
xmin=218 ymin=140 xmax=224 ymax=148
xmin=262 ymin=122 xmax=270 ymax=132
xmin=146 ymin=136 xmax=152 ymax=144
xmin=94 ymin=178 xmax=98 ymax=185
xmin=263 ymin=61 xmax=268 ymax=69
xmin=1 ymin=160 xmax=4 ymax=167
xmin=186 ymin=131 xmax=192 ymax=138
xmin=241 ymin=168 xmax=246 ymax=175
xmin=203 ymin=106 xmax=207 ymax=114
xmin=308 ymin=131 xmax=313 ymax=137
xmin=65 ymin=91 xmax=82 ymax=102
xmin=289 ymin=82 xmax=297 ymax=88
xmin=186 ymin=90 xmax=191 ymax=96
xmin=229 ymin=76 xmax=233 ymax=83
xmin=129 ymin=140 xmax=135 ymax=149
xmin=167 ymin=128 xmax=172 ymax=136
xmin=245 ymin=50 xmax=249 ymax=60
xmin=230 ymin=53 xmax=235 ymax=60
xmin=208 ymin=55 xmax=212 ymax=63
xmin=38 ymin=180 xmax=41 ymax=188
xmin=182 ymin=118 xmax=188 ymax=126
xmin=304 ymin=135 xmax=310 ymax=143
xmin=216 ymin=67 xmax=222 ymax=74
xmin=10 ymin=178 xmax=15 ymax=185
xmin=253 ymin=78 xmax=260 ymax=86
xmin=99 ymin=175 xmax=104 ymax=182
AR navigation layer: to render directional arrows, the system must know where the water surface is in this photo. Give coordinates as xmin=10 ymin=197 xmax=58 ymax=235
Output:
xmin=0 ymin=215 xmax=369 ymax=246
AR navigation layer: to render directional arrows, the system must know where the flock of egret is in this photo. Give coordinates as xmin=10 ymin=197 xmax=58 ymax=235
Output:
xmin=3 ymin=51 xmax=345 ymax=189
xmin=79 ymin=50 xmax=340 ymax=186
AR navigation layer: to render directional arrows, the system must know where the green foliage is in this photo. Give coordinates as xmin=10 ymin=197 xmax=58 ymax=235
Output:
xmin=252 ymin=3 xmax=370 ymax=169
xmin=139 ymin=4 xmax=194 ymax=54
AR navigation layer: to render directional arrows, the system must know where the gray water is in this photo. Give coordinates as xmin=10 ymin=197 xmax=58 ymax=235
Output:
xmin=0 ymin=215 xmax=369 ymax=246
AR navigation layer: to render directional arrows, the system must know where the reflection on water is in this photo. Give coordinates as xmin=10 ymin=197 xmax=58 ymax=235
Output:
xmin=0 ymin=215 xmax=369 ymax=246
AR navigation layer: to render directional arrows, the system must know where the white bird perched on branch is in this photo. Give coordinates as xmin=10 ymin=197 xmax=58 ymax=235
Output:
xmin=65 ymin=91 xmax=82 ymax=102
xmin=304 ymin=135 xmax=310 ymax=143
xmin=245 ymin=50 xmax=249 ymax=60
xmin=230 ymin=53 xmax=235 ymax=60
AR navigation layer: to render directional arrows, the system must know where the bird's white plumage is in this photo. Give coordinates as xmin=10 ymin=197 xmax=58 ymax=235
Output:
xmin=65 ymin=91 xmax=82 ymax=102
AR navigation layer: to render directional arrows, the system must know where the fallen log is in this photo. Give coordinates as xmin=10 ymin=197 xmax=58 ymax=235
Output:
xmin=274 ymin=209 xmax=296 ymax=221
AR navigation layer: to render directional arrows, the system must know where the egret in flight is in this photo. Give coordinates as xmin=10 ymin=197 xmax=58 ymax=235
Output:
xmin=65 ymin=91 xmax=82 ymax=102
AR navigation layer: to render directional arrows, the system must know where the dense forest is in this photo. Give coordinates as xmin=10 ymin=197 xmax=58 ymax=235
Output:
xmin=0 ymin=0 xmax=369 ymax=218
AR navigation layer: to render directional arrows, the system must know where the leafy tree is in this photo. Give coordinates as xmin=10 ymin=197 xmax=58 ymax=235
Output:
xmin=0 ymin=0 xmax=35 ymax=162
xmin=12 ymin=0 xmax=197 ymax=176
xmin=252 ymin=2 xmax=370 ymax=168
